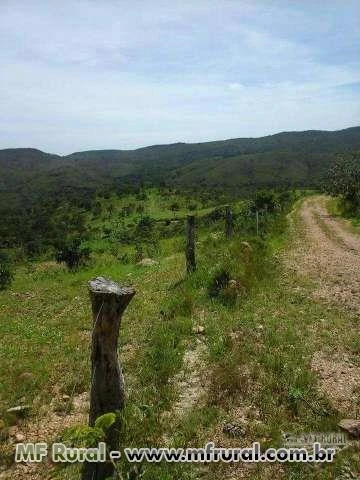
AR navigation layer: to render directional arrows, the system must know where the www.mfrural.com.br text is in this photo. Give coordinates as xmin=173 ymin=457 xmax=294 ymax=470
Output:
xmin=15 ymin=441 xmax=338 ymax=464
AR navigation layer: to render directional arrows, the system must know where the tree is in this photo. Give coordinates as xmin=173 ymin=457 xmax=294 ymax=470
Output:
xmin=252 ymin=190 xmax=279 ymax=213
xmin=135 ymin=216 xmax=154 ymax=239
xmin=170 ymin=202 xmax=180 ymax=212
xmin=326 ymin=153 xmax=360 ymax=212
xmin=56 ymin=238 xmax=90 ymax=271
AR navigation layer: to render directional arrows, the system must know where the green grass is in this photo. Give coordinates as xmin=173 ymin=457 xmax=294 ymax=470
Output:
xmin=0 ymin=193 xmax=359 ymax=479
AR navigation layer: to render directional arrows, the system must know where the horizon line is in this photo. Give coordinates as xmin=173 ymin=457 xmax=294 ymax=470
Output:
xmin=1 ymin=124 xmax=359 ymax=157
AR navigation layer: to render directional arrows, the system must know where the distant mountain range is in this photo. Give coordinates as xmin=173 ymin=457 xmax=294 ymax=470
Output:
xmin=1 ymin=126 xmax=360 ymax=204
xmin=2 ymin=126 xmax=360 ymax=252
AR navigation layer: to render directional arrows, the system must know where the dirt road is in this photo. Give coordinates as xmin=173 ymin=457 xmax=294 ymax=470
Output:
xmin=289 ymin=195 xmax=360 ymax=314
xmin=286 ymin=195 xmax=360 ymax=419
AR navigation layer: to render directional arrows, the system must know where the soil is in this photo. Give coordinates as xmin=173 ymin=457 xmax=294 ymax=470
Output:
xmin=288 ymin=196 xmax=360 ymax=312
xmin=287 ymin=196 xmax=360 ymax=417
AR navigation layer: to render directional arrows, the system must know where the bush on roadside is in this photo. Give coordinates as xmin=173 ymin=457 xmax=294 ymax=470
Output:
xmin=326 ymin=152 xmax=360 ymax=214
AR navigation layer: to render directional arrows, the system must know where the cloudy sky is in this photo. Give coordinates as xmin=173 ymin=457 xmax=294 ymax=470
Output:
xmin=1 ymin=0 xmax=359 ymax=154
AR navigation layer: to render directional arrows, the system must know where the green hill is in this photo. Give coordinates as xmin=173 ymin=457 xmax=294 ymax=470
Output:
xmin=1 ymin=126 xmax=360 ymax=252
xmin=2 ymin=127 xmax=360 ymax=196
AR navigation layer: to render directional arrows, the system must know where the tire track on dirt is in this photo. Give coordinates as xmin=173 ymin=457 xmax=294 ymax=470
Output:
xmin=287 ymin=195 xmax=360 ymax=418
xmin=289 ymin=196 xmax=360 ymax=313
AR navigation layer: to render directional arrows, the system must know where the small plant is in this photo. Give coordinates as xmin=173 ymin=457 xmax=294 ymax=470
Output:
xmin=208 ymin=267 xmax=244 ymax=305
xmin=94 ymin=412 xmax=117 ymax=431
xmin=208 ymin=268 xmax=230 ymax=298
xmin=59 ymin=412 xmax=117 ymax=448
xmin=288 ymin=386 xmax=304 ymax=415
xmin=60 ymin=424 xmax=104 ymax=448
xmin=287 ymin=386 xmax=330 ymax=416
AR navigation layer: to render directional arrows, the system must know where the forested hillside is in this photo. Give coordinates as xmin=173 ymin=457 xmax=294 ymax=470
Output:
xmin=1 ymin=126 xmax=360 ymax=254
xmin=2 ymin=126 xmax=360 ymax=192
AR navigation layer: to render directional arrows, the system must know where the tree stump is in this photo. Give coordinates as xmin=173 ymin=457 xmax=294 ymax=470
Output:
xmin=185 ymin=215 xmax=196 ymax=273
xmin=82 ymin=276 xmax=135 ymax=480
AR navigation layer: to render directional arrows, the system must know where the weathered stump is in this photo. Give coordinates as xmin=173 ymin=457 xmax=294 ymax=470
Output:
xmin=225 ymin=205 xmax=233 ymax=238
xmin=82 ymin=277 xmax=135 ymax=480
xmin=185 ymin=215 xmax=196 ymax=273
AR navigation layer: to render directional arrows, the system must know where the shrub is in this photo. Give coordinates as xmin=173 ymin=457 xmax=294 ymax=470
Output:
xmin=252 ymin=189 xmax=279 ymax=213
xmin=0 ymin=251 xmax=13 ymax=290
xmin=134 ymin=243 xmax=144 ymax=262
xmin=208 ymin=267 xmax=245 ymax=306
xmin=135 ymin=216 xmax=155 ymax=238
xmin=170 ymin=202 xmax=180 ymax=211
xmin=208 ymin=269 xmax=230 ymax=298
xmin=326 ymin=153 xmax=360 ymax=213
xmin=56 ymin=239 xmax=90 ymax=270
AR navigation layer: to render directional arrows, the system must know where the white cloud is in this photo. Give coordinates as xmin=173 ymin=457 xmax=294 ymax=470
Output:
xmin=0 ymin=0 xmax=359 ymax=153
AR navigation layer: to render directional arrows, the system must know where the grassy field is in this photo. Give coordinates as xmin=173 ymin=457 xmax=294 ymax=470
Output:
xmin=0 ymin=191 xmax=358 ymax=479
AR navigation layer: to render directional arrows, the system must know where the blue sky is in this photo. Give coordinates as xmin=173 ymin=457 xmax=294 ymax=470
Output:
xmin=0 ymin=0 xmax=359 ymax=154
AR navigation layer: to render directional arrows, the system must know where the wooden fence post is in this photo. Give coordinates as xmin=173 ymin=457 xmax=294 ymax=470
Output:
xmin=185 ymin=215 xmax=196 ymax=273
xmin=225 ymin=205 xmax=233 ymax=238
xmin=82 ymin=276 xmax=135 ymax=480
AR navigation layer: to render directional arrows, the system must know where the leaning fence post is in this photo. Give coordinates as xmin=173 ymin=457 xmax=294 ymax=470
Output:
xmin=225 ymin=205 xmax=233 ymax=238
xmin=82 ymin=277 xmax=135 ymax=480
xmin=185 ymin=215 xmax=196 ymax=273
